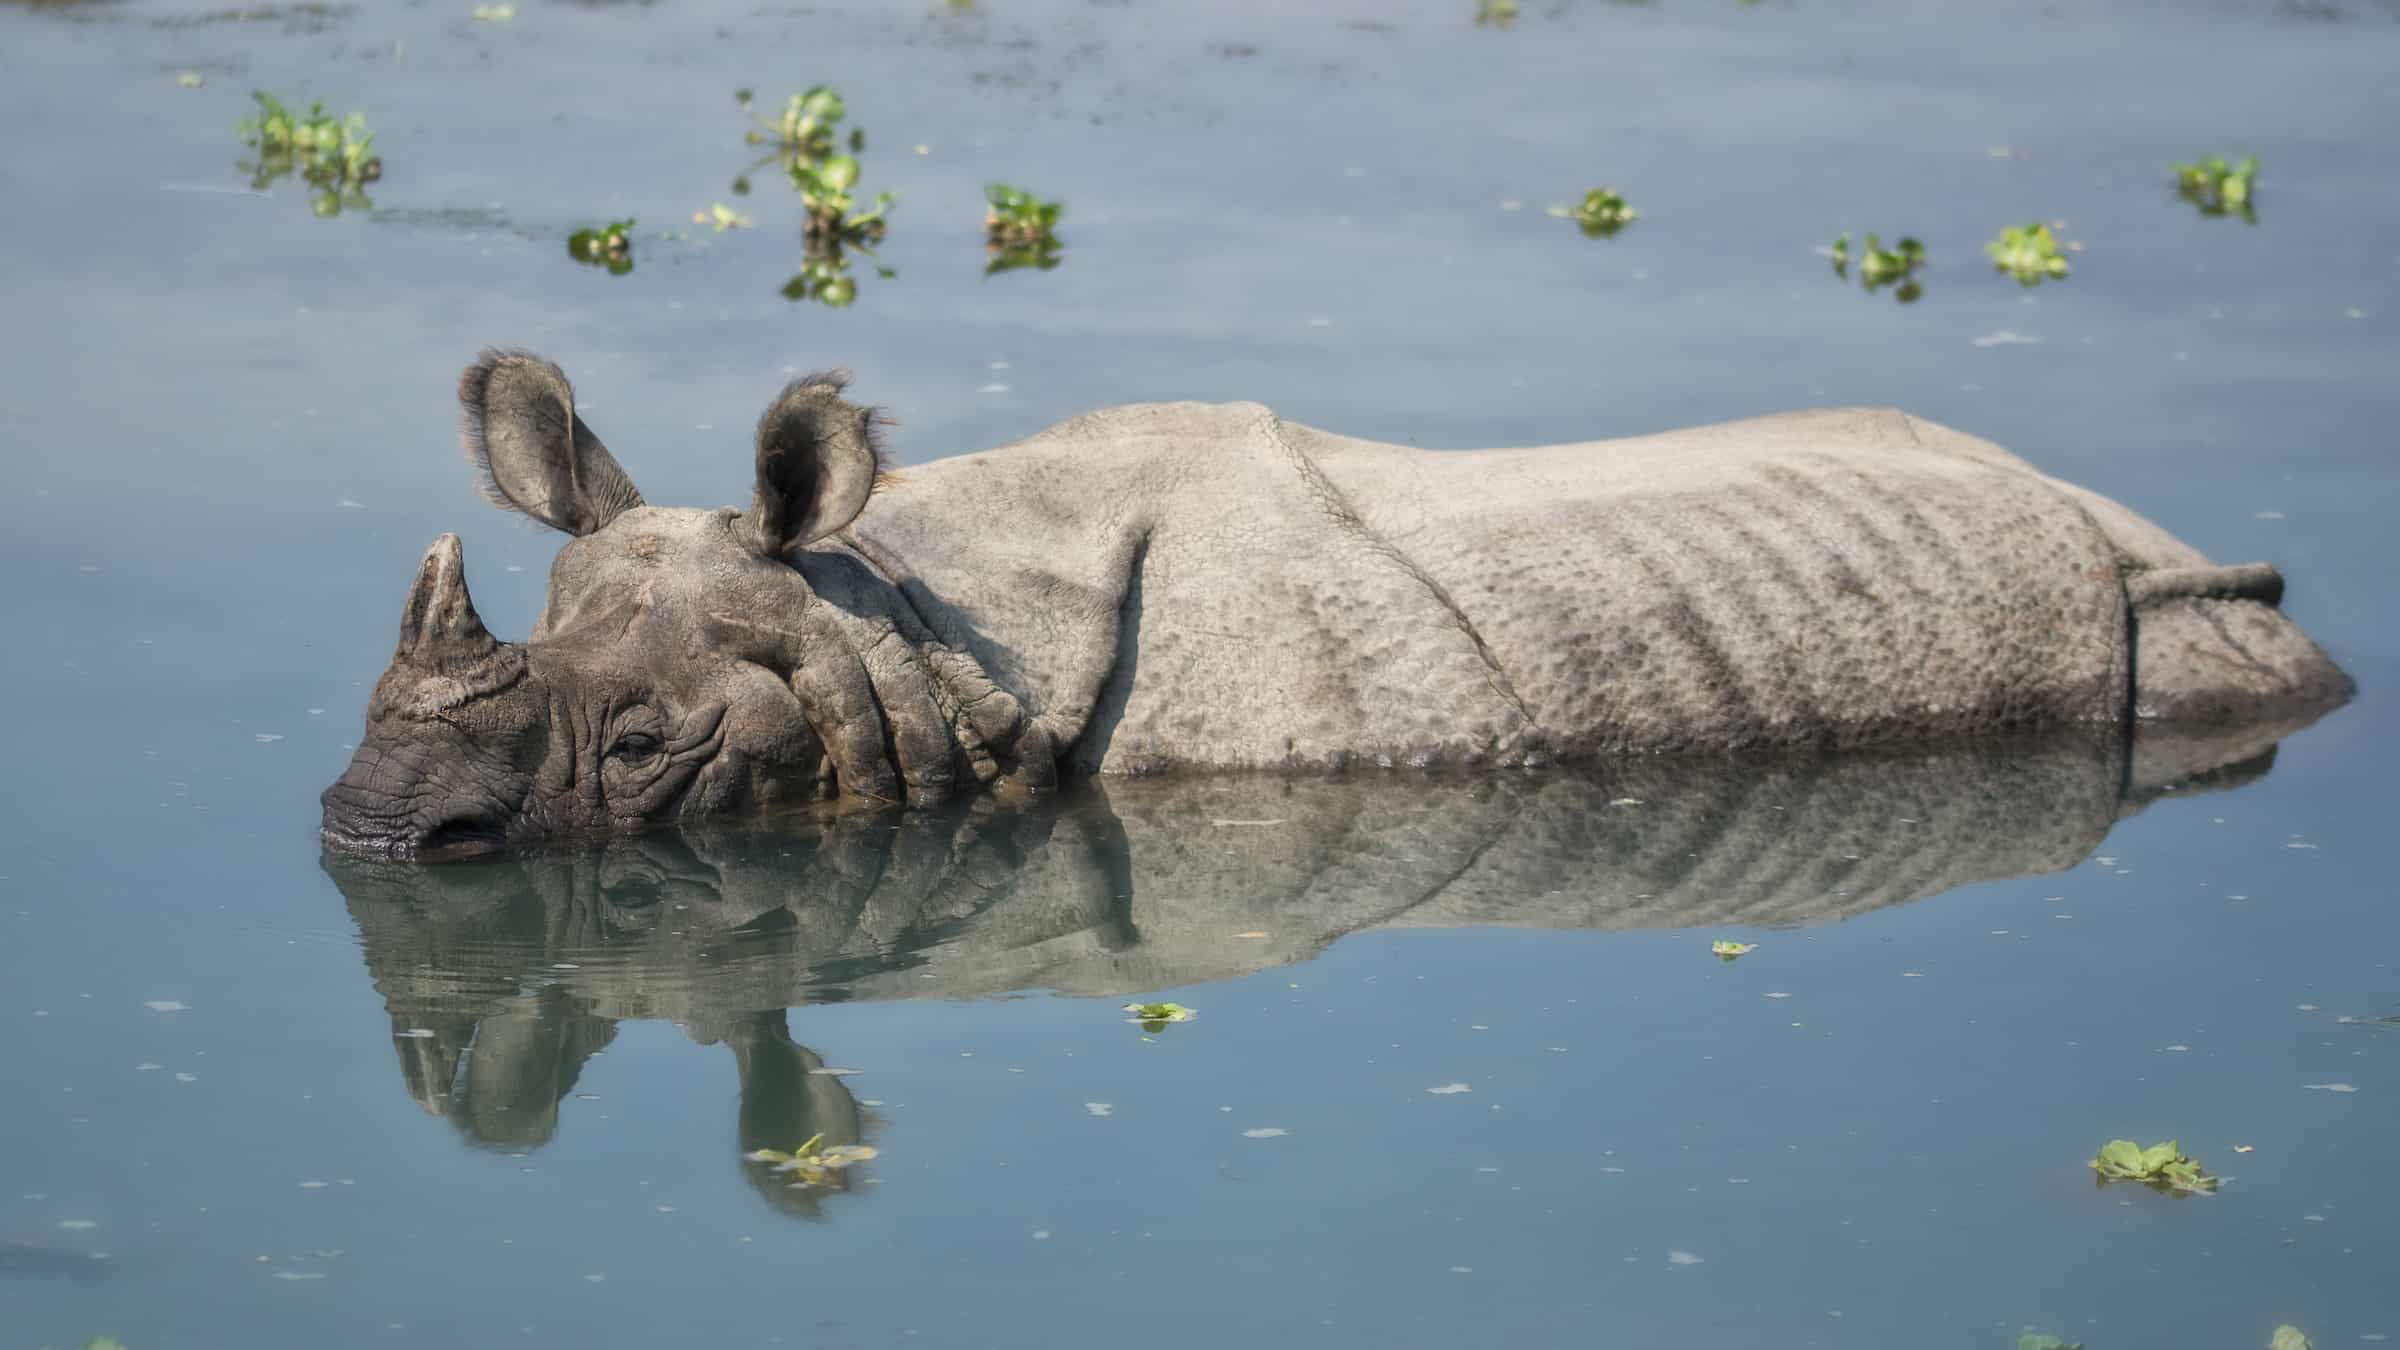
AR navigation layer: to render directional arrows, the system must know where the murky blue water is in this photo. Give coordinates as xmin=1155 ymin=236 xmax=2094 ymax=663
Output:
xmin=4 ymin=0 xmax=2396 ymax=1346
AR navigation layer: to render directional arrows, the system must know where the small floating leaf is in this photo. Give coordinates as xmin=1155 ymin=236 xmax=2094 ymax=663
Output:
xmin=1985 ymin=222 xmax=2070 ymax=285
xmin=1550 ymin=186 xmax=1638 ymax=238
xmin=746 ymin=1134 xmax=878 ymax=1189
xmin=1123 ymin=1001 xmax=1195 ymax=1031
xmin=1711 ymin=940 xmax=1757 ymax=961
xmin=2269 ymin=1326 xmax=2312 ymax=1350
xmin=2173 ymin=154 xmax=2259 ymax=221
xmin=2018 ymin=1334 xmax=2083 ymax=1350
xmin=2088 ymin=1137 xmax=2217 ymax=1193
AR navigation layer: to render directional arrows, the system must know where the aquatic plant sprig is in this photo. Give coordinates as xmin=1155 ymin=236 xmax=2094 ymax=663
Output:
xmin=781 ymin=240 xmax=895 ymax=308
xmin=1986 ymin=222 xmax=2070 ymax=285
xmin=236 ymin=90 xmax=382 ymax=217
xmin=737 ymin=85 xmax=864 ymax=161
xmin=2088 ymin=1138 xmax=2218 ymax=1193
xmin=984 ymin=183 xmax=1065 ymax=274
xmin=1476 ymin=0 xmax=1520 ymax=26
xmin=1549 ymin=186 xmax=1638 ymax=238
xmin=792 ymin=153 xmax=895 ymax=247
xmin=567 ymin=219 xmax=635 ymax=275
xmin=746 ymin=1133 xmax=879 ymax=1189
xmin=1124 ymin=1001 xmax=1196 ymax=1031
xmin=1830 ymin=232 xmax=1926 ymax=301
xmin=2174 ymin=154 xmax=2259 ymax=221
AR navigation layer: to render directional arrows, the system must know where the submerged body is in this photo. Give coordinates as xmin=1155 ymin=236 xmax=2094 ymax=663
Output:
xmin=320 ymin=352 xmax=2351 ymax=856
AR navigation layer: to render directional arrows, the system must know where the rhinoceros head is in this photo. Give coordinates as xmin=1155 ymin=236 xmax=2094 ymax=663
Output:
xmin=320 ymin=350 xmax=907 ymax=858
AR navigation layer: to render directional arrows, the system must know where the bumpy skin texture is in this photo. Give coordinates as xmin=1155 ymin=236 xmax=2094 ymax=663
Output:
xmin=320 ymin=352 xmax=2353 ymax=857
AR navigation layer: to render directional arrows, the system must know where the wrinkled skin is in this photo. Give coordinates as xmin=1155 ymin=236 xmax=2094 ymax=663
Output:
xmin=322 ymin=349 xmax=2354 ymax=858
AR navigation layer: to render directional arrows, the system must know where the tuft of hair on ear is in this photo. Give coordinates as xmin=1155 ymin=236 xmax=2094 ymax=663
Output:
xmin=457 ymin=346 xmax=568 ymax=517
xmin=751 ymin=370 xmax=900 ymax=554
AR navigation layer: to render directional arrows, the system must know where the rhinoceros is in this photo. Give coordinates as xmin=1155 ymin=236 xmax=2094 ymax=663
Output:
xmin=319 ymin=349 xmax=2353 ymax=858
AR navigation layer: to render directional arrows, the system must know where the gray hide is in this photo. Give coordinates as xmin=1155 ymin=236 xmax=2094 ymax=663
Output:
xmin=328 ymin=731 xmax=2278 ymax=1186
xmin=320 ymin=351 xmax=2352 ymax=856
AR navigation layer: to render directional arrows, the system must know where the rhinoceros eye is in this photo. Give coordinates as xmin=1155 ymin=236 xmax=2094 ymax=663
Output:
xmin=609 ymin=731 xmax=663 ymax=761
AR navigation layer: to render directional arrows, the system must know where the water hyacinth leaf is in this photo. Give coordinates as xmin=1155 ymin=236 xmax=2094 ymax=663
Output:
xmin=1123 ymin=1001 xmax=1195 ymax=1030
xmin=1985 ymin=223 xmax=2070 ymax=285
xmin=1552 ymin=186 xmax=1638 ymax=238
xmin=2018 ymin=1334 xmax=2083 ymax=1350
xmin=2088 ymin=1137 xmax=2218 ymax=1192
xmin=1711 ymin=940 xmax=1756 ymax=960
xmin=2174 ymin=153 xmax=2260 ymax=220
xmin=2269 ymin=1326 xmax=2312 ymax=1350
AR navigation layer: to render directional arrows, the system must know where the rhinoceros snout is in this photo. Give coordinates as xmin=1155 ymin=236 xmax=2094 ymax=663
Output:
xmin=320 ymin=743 xmax=514 ymax=860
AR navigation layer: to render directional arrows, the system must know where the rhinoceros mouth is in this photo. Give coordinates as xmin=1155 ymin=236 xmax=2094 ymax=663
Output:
xmin=319 ymin=810 xmax=508 ymax=861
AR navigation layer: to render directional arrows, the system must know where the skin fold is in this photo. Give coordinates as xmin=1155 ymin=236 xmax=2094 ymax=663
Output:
xmin=320 ymin=349 xmax=2353 ymax=858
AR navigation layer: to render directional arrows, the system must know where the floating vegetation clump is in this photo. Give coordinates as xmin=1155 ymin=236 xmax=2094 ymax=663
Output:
xmin=1711 ymin=940 xmax=1756 ymax=961
xmin=1550 ymin=186 xmax=1638 ymax=238
xmin=737 ymin=85 xmax=862 ymax=160
xmin=567 ymin=219 xmax=634 ymax=274
xmin=746 ymin=1134 xmax=878 ymax=1190
xmin=780 ymin=247 xmax=892 ymax=308
xmin=1830 ymin=232 xmax=1926 ymax=302
xmin=1123 ymin=1001 xmax=1196 ymax=1031
xmin=984 ymin=182 xmax=1064 ymax=274
xmin=1476 ymin=0 xmax=1519 ymax=27
xmin=2174 ymin=154 xmax=2259 ymax=221
xmin=795 ymin=153 xmax=894 ymax=248
xmin=237 ymin=91 xmax=381 ymax=217
xmin=2270 ymin=1327 xmax=2314 ymax=1350
xmin=1986 ymin=222 xmax=2069 ymax=285
xmin=694 ymin=202 xmax=752 ymax=232
xmin=2018 ymin=1334 xmax=2083 ymax=1350
xmin=2088 ymin=1138 xmax=2218 ymax=1194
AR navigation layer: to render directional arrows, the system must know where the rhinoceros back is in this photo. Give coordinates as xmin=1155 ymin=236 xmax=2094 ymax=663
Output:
xmin=1289 ymin=407 xmax=2132 ymax=753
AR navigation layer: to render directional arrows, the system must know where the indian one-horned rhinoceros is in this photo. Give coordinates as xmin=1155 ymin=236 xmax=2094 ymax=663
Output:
xmin=319 ymin=349 xmax=2353 ymax=858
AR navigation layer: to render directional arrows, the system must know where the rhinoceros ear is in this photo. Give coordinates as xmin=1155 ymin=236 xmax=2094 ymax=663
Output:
xmin=746 ymin=370 xmax=893 ymax=557
xmin=458 ymin=348 xmax=645 ymax=536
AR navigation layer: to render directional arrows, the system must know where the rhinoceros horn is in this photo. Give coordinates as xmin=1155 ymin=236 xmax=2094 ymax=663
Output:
xmin=378 ymin=533 xmax=524 ymax=716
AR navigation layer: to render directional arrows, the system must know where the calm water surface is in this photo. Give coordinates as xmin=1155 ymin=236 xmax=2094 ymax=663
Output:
xmin=3 ymin=1 xmax=2396 ymax=1346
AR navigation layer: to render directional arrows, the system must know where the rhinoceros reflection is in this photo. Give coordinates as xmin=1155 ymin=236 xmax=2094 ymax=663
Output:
xmin=328 ymin=722 xmax=2294 ymax=1213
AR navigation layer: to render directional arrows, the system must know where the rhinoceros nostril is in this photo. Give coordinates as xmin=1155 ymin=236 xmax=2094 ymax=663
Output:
xmin=419 ymin=815 xmax=507 ymax=859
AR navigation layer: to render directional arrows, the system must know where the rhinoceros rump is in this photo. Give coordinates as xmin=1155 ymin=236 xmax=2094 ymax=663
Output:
xmin=319 ymin=349 xmax=2352 ymax=858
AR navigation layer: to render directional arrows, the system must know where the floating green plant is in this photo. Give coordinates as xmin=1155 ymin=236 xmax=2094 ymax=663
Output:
xmin=694 ymin=202 xmax=753 ymax=232
xmin=567 ymin=219 xmax=635 ymax=274
xmin=2270 ymin=1327 xmax=2313 ymax=1350
xmin=1986 ymin=222 xmax=2069 ymax=285
xmin=2174 ymin=154 xmax=2259 ymax=221
xmin=1711 ymin=940 xmax=1756 ymax=960
xmin=793 ymin=153 xmax=894 ymax=248
xmin=237 ymin=91 xmax=381 ymax=217
xmin=1549 ymin=187 xmax=1638 ymax=238
xmin=1476 ymin=0 xmax=1519 ymax=26
xmin=2018 ymin=1334 xmax=2083 ymax=1350
xmin=737 ymin=85 xmax=863 ymax=160
xmin=1124 ymin=1001 xmax=1196 ymax=1031
xmin=2088 ymin=1138 xmax=2218 ymax=1193
xmin=746 ymin=1133 xmax=878 ymax=1189
xmin=1831 ymin=232 xmax=1926 ymax=302
xmin=984 ymin=182 xmax=1064 ymax=274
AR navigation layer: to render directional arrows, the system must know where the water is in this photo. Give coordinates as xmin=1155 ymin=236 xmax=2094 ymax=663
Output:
xmin=3 ymin=0 xmax=2395 ymax=1345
